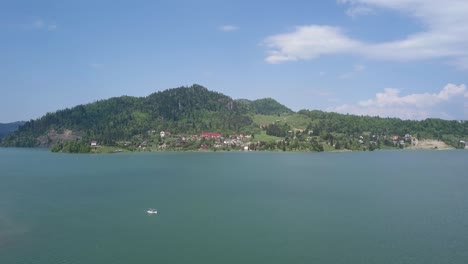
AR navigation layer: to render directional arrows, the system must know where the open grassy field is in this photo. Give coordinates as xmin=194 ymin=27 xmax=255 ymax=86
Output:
xmin=91 ymin=146 xmax=129 ymax=153
xmin=254 ymin=131 xmax=280 ymax=142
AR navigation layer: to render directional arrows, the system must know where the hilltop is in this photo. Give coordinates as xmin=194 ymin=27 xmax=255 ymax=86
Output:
xmin=1 ymin=84 xmax=467 ymax=152
xmin=236 ymin=98 xmax=293 ymax=115
xmin=1 ymin=85 xmax=289 ymax=149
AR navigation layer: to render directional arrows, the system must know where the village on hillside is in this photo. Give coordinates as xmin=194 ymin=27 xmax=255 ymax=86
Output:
xmin=89 ymin=129 xmax=468 ymax=153
xmin=113 ymin=130 xmax=255 ymax=152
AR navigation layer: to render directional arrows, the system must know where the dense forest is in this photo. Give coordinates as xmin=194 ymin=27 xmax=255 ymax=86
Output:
xmin=1 ymin=84 xmax=467 ymax=152
xmin=236 ymin=98 xmax=293 ymax=115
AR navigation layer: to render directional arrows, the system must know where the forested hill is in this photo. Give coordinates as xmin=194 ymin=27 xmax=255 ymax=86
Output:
xmin=0 ymin=121 xmax=25 ymax=140
xmin=1 ymin=85 xmax=256 ymax=147
xmin=1 ymin=84 xmax=467 ymax=149
xmin=297 ymin=110 xmax=467 ymax=140
xmin=236 ymin=98 xmax=293 ymax=115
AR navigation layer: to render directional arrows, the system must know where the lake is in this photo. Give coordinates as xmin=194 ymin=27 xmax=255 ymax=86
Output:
xmin=1 ymin=148 xmax=468 ymax=264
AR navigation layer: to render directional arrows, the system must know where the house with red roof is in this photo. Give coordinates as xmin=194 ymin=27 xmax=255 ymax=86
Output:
xmin=201 ymin=132 xmax=221 ymax=139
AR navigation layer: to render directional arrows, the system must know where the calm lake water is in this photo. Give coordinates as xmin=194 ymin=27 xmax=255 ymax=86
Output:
xmin=1 ymin=148 xmax=468 ymax=264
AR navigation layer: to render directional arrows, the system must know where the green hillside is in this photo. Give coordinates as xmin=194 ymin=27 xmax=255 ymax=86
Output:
xmin=237 ymin=98 xmax=293 ymax=115
xmin=1 ymin=84 xmax=467 ymax=152
xmin=1 ymin=85 xmax=254 ymax=148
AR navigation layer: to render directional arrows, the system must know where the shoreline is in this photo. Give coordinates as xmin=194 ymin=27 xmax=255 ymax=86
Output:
xmin=1 ymin=146 xmax=461 ymax=154
xmin=406 ymin=139 xmax=455 ymax=150
xmin=0 ymin=139 xmax=461 ymax=154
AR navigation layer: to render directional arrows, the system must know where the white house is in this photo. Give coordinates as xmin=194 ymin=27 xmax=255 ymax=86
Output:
xmin=460 ymin=140 xmax=466 ymax=149
xmin=91 ymin=141 xmax=97 ymax=147
xmin=160 ymin=131 xmax=166 ymax=138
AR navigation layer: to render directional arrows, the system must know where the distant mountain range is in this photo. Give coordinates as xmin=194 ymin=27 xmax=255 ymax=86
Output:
xmin=1 ymin=84 xmax=467 ymax=150
xmin=0 ymin=121 xmax=25 ymax=140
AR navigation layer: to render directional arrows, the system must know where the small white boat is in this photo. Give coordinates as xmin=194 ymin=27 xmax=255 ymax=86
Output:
xmin=147 ymin=208 xmax=158 ymax=214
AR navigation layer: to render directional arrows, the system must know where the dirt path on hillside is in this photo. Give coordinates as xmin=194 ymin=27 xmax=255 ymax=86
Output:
xmin=407 ymin=139 xmax=454 ymax=150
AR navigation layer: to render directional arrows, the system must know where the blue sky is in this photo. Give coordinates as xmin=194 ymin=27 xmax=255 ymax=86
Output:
xmin=1 ymin=0 xmax=467 ymax=122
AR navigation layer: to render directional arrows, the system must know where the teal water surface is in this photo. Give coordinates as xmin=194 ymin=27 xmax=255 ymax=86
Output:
xmin=1 ymin=148 xmax=468 ymax=263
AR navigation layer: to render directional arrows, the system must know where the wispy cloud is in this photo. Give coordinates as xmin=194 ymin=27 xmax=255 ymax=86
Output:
xmin=22 ymin=18 xmax=57 ymax=31
xmin=32 ymin=19 xmax=45 ymax=29
xmin=305 ymin=90 xmax=332 ymax=97
xmin=339 ymin=64 xmax=365 ymax=79
xmin=464 ymin=103 xmax=468 ymax=119
xmin=89 ymin=63 xmax=104 ymax=70
xmin=218 ymin=25 xmax=239 ymax=32
xmin=33 ymin=19 xmax=57 ymax=31
xmin=264 ymin=0 xmax=468 ymax=69
xmin=47 ymin=24 xmax=57 ymax=31
xmin=304 ymin=89 xmax=341 ymax=103
xmin=328 ymin=83 xmax=467 ymax=120
xmin=345 ymin=5 xmax=374 ymax=18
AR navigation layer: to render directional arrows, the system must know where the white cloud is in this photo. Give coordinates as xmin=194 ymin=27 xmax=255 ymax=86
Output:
xmin=264 ymin=25 xmax=360 ymax=63
xmin=264 ymin=0 xmax=468 ymax=69
xmin=219 ymin=25 xmax=239 ymax=32
xmin=339 ymin=64 xmax=365 ymax=79
xmin=331 ymin=103 xmax=431 ymax=120
xmin=328 ymin=83 xmax=467 ymax=119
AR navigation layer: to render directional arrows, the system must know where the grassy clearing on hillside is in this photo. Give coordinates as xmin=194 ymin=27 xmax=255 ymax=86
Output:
xmin=252 ymin=114 xmax=310 ymax=130
xmin=322 ymin=143 xmax=336 ymax=152
xmin=254 ymin=131 xmax=280 ymax=142
xmin=91 ymin=146 xmax=129 ymax=153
